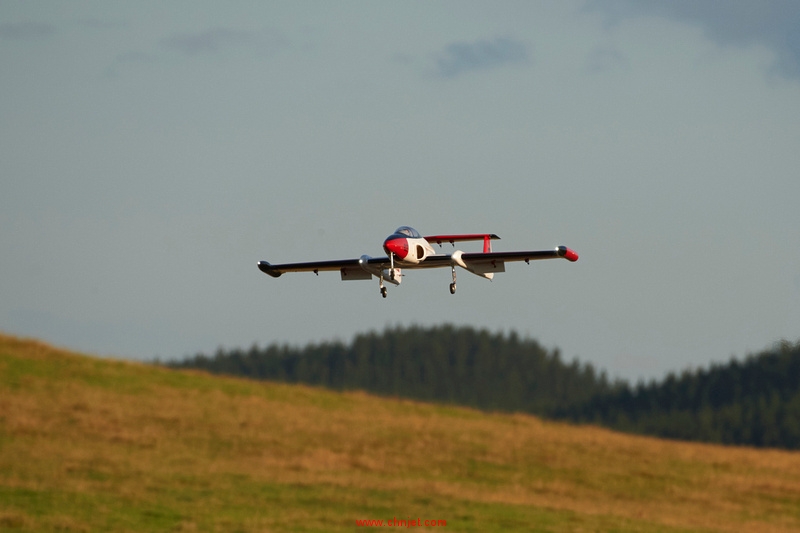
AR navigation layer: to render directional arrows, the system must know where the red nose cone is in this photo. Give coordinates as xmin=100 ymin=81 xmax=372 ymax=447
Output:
xmin=383 ymin=237 xmax=409 ymax=259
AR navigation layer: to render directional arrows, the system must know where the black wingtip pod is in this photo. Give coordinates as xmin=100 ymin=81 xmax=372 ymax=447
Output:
xmin=258 ymin=261 xmax=283 ymax=278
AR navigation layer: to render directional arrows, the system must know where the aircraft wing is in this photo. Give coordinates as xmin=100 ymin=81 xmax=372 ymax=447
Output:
xmin=258 ymin=257 xmax=390 ymax=278
xmin=462 ymin=246 xmax=579 ymax=264
xmin=400 ymin=246 xmax=578 ymax=269
xmin=398 ymin=246 xmax=578 ymax=281
xmin=258 ymin=246 xmax=577 ymax=280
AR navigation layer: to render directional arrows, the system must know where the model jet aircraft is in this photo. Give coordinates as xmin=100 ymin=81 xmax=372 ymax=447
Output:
xmin=258 ymin=226 xmax=578 ymax=298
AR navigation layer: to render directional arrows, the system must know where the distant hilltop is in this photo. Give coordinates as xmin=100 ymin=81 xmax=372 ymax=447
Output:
xmin=172 ymin=325 xmax=800 ymax=450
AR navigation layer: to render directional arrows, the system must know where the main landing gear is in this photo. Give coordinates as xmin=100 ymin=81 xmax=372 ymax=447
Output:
xmin=379 ymin=275 xmax=388 ymax=298
xmin=378 ymin=253 xmax=394 ymax=298
xmin=377 ymin=257 xmax=457 ymax=298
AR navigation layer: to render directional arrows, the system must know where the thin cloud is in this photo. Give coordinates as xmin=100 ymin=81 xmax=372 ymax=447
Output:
xmin=79 ymin=18 xmax=130 ymax=31
xmin=434 ymin=37 xmax=529 ymax=78
xmin=585 ymin=45 xmax=629 ymax=73
xmin=160 ymin=27 xmax=284 ymax=56
xmin=587 ymin=0 xmax=800 ymax=78
xmin=0 ymin=22 xmax=56 ymax=41
xmin=115 ymin=50 xmax=157 ymax=64
xmin=161 ymin=27 xmax=255 ymax=56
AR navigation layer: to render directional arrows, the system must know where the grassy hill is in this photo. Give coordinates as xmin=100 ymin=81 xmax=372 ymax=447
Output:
xmin=2 ymin=334 xmax=800 ymax=532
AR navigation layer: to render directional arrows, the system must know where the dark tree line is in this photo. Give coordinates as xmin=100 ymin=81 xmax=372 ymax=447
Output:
xmin=169 ymin=326 xmax=800 ymax=449
xmin=171 ymin=325 xmax=610 ymax=413
xmin=556 ymin=340 xmax=800 ymax=448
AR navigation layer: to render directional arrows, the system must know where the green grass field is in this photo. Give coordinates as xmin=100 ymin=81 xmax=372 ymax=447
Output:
xmin=2 ymin=333 xmax=800 ymax=532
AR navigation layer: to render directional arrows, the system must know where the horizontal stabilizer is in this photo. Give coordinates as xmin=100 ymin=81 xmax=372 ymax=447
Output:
xmin=426 ymin=233 xmax=500 ymax=253
xmin=425 ymin=233 xmax=500 ymax=244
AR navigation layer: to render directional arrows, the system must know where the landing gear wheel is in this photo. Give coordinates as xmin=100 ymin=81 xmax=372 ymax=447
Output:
xmin=449 ymin=283 xmax=456 ymax=294
xmin=381 ymin=286 xmax=388 ymax=298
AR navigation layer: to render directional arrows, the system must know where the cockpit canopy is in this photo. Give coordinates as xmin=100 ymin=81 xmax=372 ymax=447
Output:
xmin=394 ymin=226 xmax=421 ymax=238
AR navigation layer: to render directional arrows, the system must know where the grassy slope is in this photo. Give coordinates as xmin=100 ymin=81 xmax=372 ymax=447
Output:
xmin=1 ymin=334 xmax=800 ymax=532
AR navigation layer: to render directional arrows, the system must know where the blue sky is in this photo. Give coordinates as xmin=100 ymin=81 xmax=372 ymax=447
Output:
xmin=2 ymin=1 xmax=799 ymax=381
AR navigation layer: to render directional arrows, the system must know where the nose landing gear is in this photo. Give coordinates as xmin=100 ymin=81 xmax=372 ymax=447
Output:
xmin=449 ymin=266 xmax=457 ymax=294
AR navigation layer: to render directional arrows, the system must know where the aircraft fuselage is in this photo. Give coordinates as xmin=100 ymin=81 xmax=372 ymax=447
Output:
xmin=382 ymin=226 xmax=435 ymax=265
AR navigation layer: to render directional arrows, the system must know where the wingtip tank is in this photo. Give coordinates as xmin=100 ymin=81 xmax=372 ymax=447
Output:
xmin=557 ymin=246 xmax=579 ymax=262
xmin=258 ymin=261 xmax=283 ymax=277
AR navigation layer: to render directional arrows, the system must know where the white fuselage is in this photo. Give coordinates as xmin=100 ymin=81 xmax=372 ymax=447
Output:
xmin=382 ymin=228 xmax=436 ymax=265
